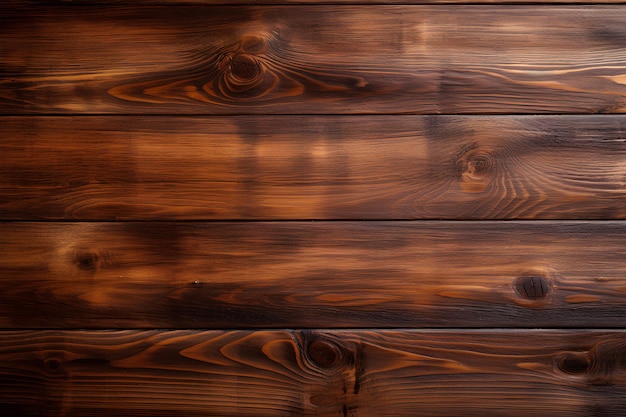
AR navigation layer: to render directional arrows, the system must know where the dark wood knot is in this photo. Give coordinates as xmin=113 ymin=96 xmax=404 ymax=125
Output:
xmin=558 ymin=352 xmax=591 ymax=374
xmin=308 ymin=339 xmax=342 ymax=369
xmin=514 ymin=275 xmax=549 ymax=300
xmin=44 ymin=358 xmax=63 ymax=373
xmin=230 ymin=54 xmax=261 ymax=82
xmin=212 ymin=34 xmax=274 ymax=97
xmin=76 ymin=252 xmax=98 ymax=270
xmin=217 ymin=51 xmax=266 ymax=93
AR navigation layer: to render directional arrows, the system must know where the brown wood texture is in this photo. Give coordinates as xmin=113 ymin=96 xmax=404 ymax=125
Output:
xmin=3 ymin=6 xmax=626 ymax=114
xmin=1 ymin=330 xmax=625 ymax=416
xmin=3 ymin=116 xmax=626 ymax=220
xmin=1 ymin=221 xmax=625 ymax=329
xmin=3 ymin=0 xmax=626 ymax=414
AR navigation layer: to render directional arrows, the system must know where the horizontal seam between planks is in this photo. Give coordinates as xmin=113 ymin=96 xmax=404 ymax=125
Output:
xmin=11 ymin=2 xmax=626 ymax=5
xmin=1 ymin=112 xmax=626 ymax=117
xmin=2 ymin=219 xmax=626 ymax=223
xmin=2 ymin=327 xmax=626 ymax=331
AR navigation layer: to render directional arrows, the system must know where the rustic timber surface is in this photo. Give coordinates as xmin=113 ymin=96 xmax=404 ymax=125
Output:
xmin=2 ymin=116 xmax=626 ymax=220
xmin=1 ymin=221 xmax=625 ymax=328
xmin=3 ymin=6 xmax=626 ymax=114
xmin=3 ymin=0 xmax=626 ymax=415
xmin=1 ymin=330 xmax=625 ymax=416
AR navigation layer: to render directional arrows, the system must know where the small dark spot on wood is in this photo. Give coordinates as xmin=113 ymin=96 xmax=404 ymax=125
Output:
xmin=44 ymin=358 xmax=62 ymax=373
xmin=76 ymin=253 xmax=98 ymax=270
xmin=514 ymin=275 xmax=549 ymax=300
xmin=308 ymin=339 xmax=341 ymax=368
xmin=559 ymin=352 xmax=590 ymax=374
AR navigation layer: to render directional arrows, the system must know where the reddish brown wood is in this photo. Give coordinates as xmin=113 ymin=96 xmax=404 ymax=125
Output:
xmin=1 ymin=330 xmax=625 ymax=416
xmin=1 ymin=221 xmax=626 ymax=329
xmin=2 ymin=1 xmax=625 ymax=415
xmin=2 ymin=6 xmax=626 ymax=114
xmin=2 ymin=116 xmax=626 ymax=220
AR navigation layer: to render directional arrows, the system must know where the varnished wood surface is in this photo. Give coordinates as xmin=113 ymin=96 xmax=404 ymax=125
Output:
xmin=1 ymin=221 xmax=625 ymax=328
xmin=1 ymin=330 xmax=625 ymax=416
xmin=3 ymin=116 xmax=626 ymax=220
xmin=3 ymin=6 xmax=626 ymax=114
xmin=3 ymin=1 xmax=626 ymax=414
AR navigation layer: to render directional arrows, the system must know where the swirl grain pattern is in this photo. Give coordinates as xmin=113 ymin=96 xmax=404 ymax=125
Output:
xmin=2 ymin=116 xmax=626 ymax=220
xmin=3 ymin=5 xmax=626 ymax=114
xmin=1 ymin=221 xmax=626 ymax=328
xmin=1 ymin=330 xmax=625 ymax=416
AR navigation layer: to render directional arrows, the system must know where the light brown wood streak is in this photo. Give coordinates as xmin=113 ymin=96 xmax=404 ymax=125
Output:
xmin=2 ymin=6 xmax=626 ymax=114
xmin=2 ymin=116 xmax=626 ymax=220
xmin=1 ymin=221 xmax=625 ymax=328
xmin=1 ymin=330 xmax=625 ymax=416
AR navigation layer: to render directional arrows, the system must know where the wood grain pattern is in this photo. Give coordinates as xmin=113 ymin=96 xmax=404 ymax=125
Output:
xmin=3 ymin=116 xmax=626 ymax=220
xmin=3 ymin=6 xmax=626 ymax=114
xmin=1 ymin=330 xmax=625 ymax=416
xmin=3 ymin=0 xmax=626 ymax=415
xmin=1 ymin=221 xmax=626 ymax=328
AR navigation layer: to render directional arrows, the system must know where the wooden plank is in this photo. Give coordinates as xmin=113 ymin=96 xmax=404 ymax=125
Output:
xmin=1 ymin=330 xmax=625 ymax=416
xmin=3 ymin=6 xmax=626 ymax=114
xmin=1 ymin=221 xmax=626 ymax=328
xmin=3 ymin=116 xmax=626 ymax=220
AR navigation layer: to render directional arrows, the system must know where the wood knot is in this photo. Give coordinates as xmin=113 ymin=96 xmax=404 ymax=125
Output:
xmin=44 ymin=358 xmax=64 ymax=373
xmin=76 ymin=252 xmax=98 ymax=270
xmin=217 ymin=51 xmax=266 ymax=94
xmin=558 ymin=352 xmax=591 ymax=375
xmin=175 ymin=32 xmax=290 ymax=104
xmin=307 ymin=339 xmax=342 ymax=369
xmin=210 ymin=34 xmax=277 ymax=98
xmin=455 ymin=145 xmax=495 ymax=193
xmin=230 ymin=54 xmax=261 ymax=82
xmin=514 ymin=275 xmax=550 ymax=300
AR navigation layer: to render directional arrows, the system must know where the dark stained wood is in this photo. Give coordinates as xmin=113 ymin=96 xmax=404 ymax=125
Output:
xmin=1 ymin=330 xmax=625 ymax=416
xmin=2 ymin=116 xmax=626 ymax=220
xmin=3 ymin=6 xmax=626 ymax=114
xmin=3 ymin=0 xmax=626 ymax=414
xmin=1 ymin=221 xmax=626 ymax=328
